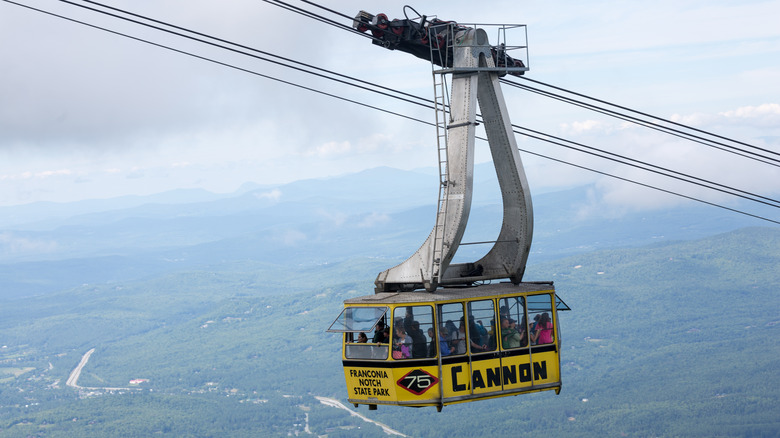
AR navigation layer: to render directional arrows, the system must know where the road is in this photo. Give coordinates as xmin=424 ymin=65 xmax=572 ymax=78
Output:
xmin=65 ymin=348 xmax=95 ymax=388
xmin=66 ymin=348 xmax=134 ymax=391
xmin=315 ymin=396 xmax=407 ymax=437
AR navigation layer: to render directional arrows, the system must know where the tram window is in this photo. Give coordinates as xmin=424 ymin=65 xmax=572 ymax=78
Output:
xmin=392 ymin=306 xmax=434 ymax=359
xmin=328 ymin=306 xmax=387 ymax=332
xmin=498 ymin=296 xmax=528 ymax=349
xmin=438 ymin=303 xmax=465 ymax=355
xmin=328 ymin=306 xmax=390 ymax=360
xmin=527 ymin=294 xmax=555 ymax=345
xmin=466 ymin=300 xmax=496 ymax=353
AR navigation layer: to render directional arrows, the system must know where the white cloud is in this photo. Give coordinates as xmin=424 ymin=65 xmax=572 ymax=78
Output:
xmin=273 ymin=229 xmax=306 ymax=247
xmin=0 ymin=232 xmax=58 ymax=255
xmin=254 ymin=189 xmax=281 ymax=202
xmin=36 ymin=169 xmax=73 ymax=179
xmin=672 ymin=103 xmax=780 ymax=128
xmin=358 ymin=212 xmax=391 ymax=228
xmin=560 ymin=120 xmax=607 ymax=135
xmin=719 ymin=103 xmax=780 ymax=126
xmin=537 ymin=98 xmax=780 ymax=217
xmin=316 ymin=209 xmax=348 ymax=227
xmin=310 ymin=141 xmax=352 ymax=157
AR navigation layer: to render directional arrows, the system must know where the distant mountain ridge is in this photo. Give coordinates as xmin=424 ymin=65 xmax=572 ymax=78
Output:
xmin=0 ymin=165 xmax=773 ymax=299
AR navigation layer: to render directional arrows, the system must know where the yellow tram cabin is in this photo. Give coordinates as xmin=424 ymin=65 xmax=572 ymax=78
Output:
xmin=327 ymin=283 xmax=567 ymax=410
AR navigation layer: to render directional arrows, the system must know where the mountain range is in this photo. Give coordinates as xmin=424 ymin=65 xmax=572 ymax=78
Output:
xmin=0 ymin=165 xmax=771 ymax=300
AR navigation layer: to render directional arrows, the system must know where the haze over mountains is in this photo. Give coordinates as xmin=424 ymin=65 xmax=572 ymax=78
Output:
xmin=0 ymin=165 xmax=769 ymax=301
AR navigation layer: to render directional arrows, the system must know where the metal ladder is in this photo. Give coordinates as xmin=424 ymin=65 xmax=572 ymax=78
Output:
xmin=429 ymin=36 xmax=452 ymax=286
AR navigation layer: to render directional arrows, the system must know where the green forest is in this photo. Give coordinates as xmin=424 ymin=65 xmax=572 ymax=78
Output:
xmin=1 ymin=227 xmax=779 ymax=437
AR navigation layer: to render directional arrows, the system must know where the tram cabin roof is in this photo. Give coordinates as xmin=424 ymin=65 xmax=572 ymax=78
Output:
xmin=345 ymin=282 xmax=554 ymax=306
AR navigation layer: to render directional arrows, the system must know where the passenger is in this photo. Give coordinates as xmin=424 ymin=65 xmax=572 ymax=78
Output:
xmin=392 ymin=327 xmax=410 ymax=359
xmin=466 ymin=317 xmax=489 ymax=353
xmin=475 ymin=319 xmax=489 ymax=346
xmin=487 ymin=319 xmax=497 ymax=350
xmin=438 ymin=326 xmax=451 ymax=356
xmin=394 ymin=317 xmax=404 ymax=333
xmin=452 ymin=318 xmax=467 ymax=354
xmin=372 ymin=319 xmax=386 ymax=343
xmin=403 ymin=308 xmax=428 ymax=358
xmin=517 ymin=315 xmax=529 ymax=347
xmin=531 ymin=314 xmax=540 ymax=333
xmin=382 ymin=327 xmax=390 ymax=343
xmin=531 ymin=313 xmax=553 ymax=345
xmin=445 ymin=320 xmax=458 ymax=350
xmin=501 ymin=318 xmax=521 ymax=349
xmin=357 ymin=332 xmax=368 ymax=343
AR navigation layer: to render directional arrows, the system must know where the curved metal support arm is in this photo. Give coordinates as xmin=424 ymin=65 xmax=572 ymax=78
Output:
xmin=375 ymin=28 xmax=532 ymax=293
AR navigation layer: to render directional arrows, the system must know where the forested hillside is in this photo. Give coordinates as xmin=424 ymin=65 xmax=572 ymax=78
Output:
xmin=1 ymin=227 xmax=778 ymax=437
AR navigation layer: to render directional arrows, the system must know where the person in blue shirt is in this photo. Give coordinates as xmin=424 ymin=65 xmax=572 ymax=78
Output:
xmin=430 ymin=327 xmax=451 ymax=357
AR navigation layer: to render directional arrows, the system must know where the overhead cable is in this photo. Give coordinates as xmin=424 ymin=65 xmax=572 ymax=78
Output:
xmin=281 ymin=1 xmax=780 ymax=167
xmin=292 ymin=0 xmax=778 ymax=165
xmin=515 ymin=76 xmax=780 ymax=159
xmin=502 ymin=79 xmax=780 ymax=168
xmin=3 ymin=0 xmax=778 ymax=225
xmin=259 ymin=0 xmax=374 ymax=41
xmin=69 ymin=0 xmax=432 ymax=110
xmin=510 ymin=125 xmax=780 ymax=209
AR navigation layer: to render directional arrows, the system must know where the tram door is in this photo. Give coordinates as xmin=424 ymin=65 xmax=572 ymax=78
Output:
xmin=437 ymin=302 xmax=467 ymax=399
xmin=496 ymin=293 xmax=560 ymax=393
xmin=465 ymin=299 xmax=500 ymax=395
xmin=437 ymin=300 xmax=500 ymax=399
xmin=524 ymin=293 xmax=560 ymax=386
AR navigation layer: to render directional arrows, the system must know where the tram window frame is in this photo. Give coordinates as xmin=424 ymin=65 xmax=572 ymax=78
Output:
xmin=527 ymin=293 xmax=555 ymax=345
xmin=328 ymin=306 xmax=390 ymax=360
xmin=497 ymin=295 xmax=528 ymax=349
xmin=391 ymin=305 xmax=435 ymax=360
xmin=466 ymin=300 xmax=496 ymax=353
xmin=438 ymin=302 xmax=466 ymax=356
xmin=327 ymin=306 xmax=388 ymax=333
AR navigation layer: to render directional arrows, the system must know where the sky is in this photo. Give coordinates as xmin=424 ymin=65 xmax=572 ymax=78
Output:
xmin=1 ymin=0 xmax=779 ymax=219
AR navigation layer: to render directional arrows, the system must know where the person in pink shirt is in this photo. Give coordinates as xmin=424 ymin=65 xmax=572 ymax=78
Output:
xmin=531 ymin=313 xmax=553 ymax=345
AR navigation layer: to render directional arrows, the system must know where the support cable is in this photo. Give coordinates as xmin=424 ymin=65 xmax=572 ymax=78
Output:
xmin=510 ymin=125 xmax=780 ymax=208
xmin=516 ymin=141 xmax=780 ymax=226
xmin=505 ymin=81 xmax=780 ymax=168
xmin=273 ymin=1 xmax=780 ymax=167
xmin=2 ymin=0 xmax=425 ymax=125
xmin=260 ymin=0 xmax=376 ymax=42
xmin=3 ymin=0 xmax=778 ymax=225
xmin=506 ymin=77 xmax=780 ymax=163
xmin=70 ymin=0 xmax=432 ymax=110
xmin=259 ymin=1 xmax=780 ymax=204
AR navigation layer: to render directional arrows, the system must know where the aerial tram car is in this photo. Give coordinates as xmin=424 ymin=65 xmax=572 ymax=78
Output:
xmin=328 ymin=8 xmax=569 ymax=411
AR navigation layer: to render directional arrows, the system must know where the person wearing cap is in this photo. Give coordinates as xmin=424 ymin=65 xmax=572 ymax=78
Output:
xmin=501 ymin=317 xmax=522 ymax=349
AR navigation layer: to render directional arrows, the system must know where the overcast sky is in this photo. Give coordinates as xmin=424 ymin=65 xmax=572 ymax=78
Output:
xmin=1 ymin=0 xmax=779 ymax=218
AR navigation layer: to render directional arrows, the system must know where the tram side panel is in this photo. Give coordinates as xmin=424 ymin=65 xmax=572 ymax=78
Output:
xmin=343 ymin=359 xmax=444 ymax=407
xmin=336 ymin=288 xmax=563 ymax=408
xmin=343 ymin=363 xmax=400 ymax=404
xmin=499 ymin=347 xmax=561 ymax=393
